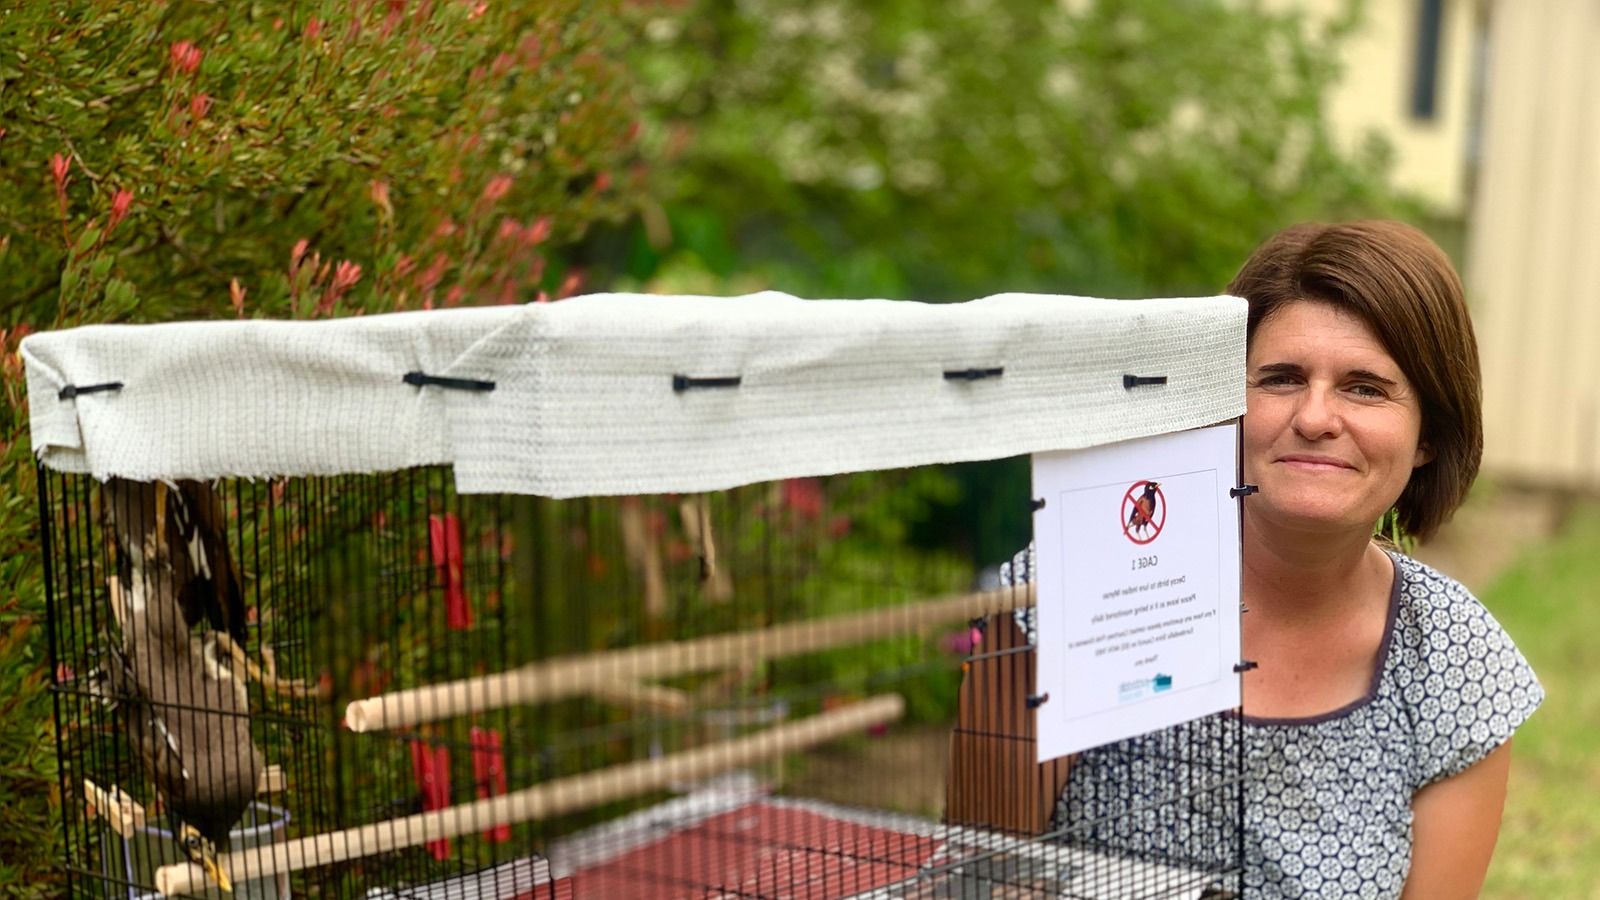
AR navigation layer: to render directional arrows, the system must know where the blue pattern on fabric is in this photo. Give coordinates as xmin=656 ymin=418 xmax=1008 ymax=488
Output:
xmin=1000 ymin=545 xmax=1542 ymax=899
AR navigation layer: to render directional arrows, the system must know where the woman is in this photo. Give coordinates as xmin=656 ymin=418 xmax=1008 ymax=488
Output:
xmin=1009 ymin=221 xmax=1543 ymax=898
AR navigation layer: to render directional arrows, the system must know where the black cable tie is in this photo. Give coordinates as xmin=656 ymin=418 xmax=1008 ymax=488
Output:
xmin=1025 ymin=692 xmax=1050 ymax=709
xmin=968 ymin=616 xmax=988 ymax=632
xmin=1233 ymin=660 xmax=1259 ymax=674
xmin=943 ymin=367 xmax=1004 ymax=382
xmin=672 ymin=374 xmax=742 ymax=392
xmin=1030 ymin=497 xmax=1046 ymax=513
xmin=403 ymin=371 xmax=496 ymax=392
xmin=1123 ymin=374 xmax=1168 ymax=390
xmin=1229 ymin=484 xmax=1259 ymax=499
xmin=58 ymin=381 xmax=123 ymax=401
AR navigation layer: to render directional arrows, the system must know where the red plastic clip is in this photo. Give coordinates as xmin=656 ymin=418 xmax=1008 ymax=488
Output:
xmin=471 ymin=727 xmax=512 ymax=842
xmin=410 ymin=740 xmax=452 ymax=860
xmin=429 ymin=513 xmax=472 ymax=630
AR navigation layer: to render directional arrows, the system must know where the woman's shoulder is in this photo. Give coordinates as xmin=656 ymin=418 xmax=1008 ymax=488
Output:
xmin=1387 ymin=552 xmax=1520 ymax=653
xmin=1384 ymin=551 xmax=1544 ymax=786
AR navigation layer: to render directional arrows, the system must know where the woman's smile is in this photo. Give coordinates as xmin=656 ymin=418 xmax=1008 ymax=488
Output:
xmin=1275 ymin=453 xmax=1357 ymax=472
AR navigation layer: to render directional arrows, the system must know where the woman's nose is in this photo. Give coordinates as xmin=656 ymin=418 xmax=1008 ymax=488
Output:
xmin=1291 ymin=387 xmax=1343 ymax=439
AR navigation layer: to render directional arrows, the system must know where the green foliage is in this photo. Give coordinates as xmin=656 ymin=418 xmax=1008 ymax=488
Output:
xmin=1477 ymin=502 xmax=1600 ymax=898
xmin=629 ymin=0 xmax=1409 ymax=301
xmin=1376 ymin=506 xmax=1417 ymax=555
xmin=0 ymin=1 xmax=644 ymax=891
xmin=1 ymin=0 xmax=640 ymax=326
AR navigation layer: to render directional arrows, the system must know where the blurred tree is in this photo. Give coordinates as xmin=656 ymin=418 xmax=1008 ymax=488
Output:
xmin=618 ymin=0 xmax=1413 ymax=566
xmin=0 ymin=2 xmax=643 ymax=893
xmin=624 ymin=0 xmax=1409 ymax=302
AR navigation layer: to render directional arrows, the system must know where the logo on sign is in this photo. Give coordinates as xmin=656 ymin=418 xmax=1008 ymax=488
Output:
xmin=1121 ymin=480 xmax=1165 ymax=545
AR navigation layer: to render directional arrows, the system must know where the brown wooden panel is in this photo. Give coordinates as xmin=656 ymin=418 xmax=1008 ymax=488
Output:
xmin=944 ymin=613 xmax=1073 ymax=835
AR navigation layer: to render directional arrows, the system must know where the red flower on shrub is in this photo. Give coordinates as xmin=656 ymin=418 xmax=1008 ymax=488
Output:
xmin=168 ymin=41 xmax=202 ymax=76
xmin=526 ymin=216 xmax=551 ymax=246
xmin=782 ymin=478 xmax=824 ymax=521
xmin=557 ymin=269 xmax=583 ymax=299
xmin=481 ymin=174 xmax=512 ymax=203
xmin=49 ymin=153 xmax=69 ymax=189
xmin=106 ymin=188 xmax=133 ymax=232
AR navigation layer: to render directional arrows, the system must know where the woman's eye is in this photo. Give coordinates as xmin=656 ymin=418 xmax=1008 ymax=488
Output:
xmin=1349 ymin=383 xmax=1386 ymax=399
xmin=1254 ymin=374 xmax=1298 ymax=388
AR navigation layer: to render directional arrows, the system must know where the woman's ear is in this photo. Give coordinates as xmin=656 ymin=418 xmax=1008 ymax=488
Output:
xmin=1414 ymin=440 xmax=1435 ymax=468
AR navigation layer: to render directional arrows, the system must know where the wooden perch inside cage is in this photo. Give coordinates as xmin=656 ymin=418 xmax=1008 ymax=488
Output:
xmin=156 ymin=693 xmax=905 ymax=896
xmin=344 ymin=583 xmax=1034 ymax=732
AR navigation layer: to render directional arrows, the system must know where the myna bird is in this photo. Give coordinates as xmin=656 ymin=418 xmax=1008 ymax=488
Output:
xmin=105 ymin=478 xmax=317 ymax=697
xmin=1127 ymin=481 xmax=1161 ymax=537
xmin=106 ymin=544 xmax=262 ymax=893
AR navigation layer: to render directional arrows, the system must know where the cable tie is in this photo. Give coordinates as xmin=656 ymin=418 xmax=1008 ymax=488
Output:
xmin=1122 ymin=374 xmax=1168 ymax=389
xmin=672 ymin=374 xmax=742 ymax=393
xmin=58 ymin=381 xmax=123 ymax=401
xmin=1229 ymin=484 xmax=1259 ymax=499
xmin=1030 ymin=497 xmax=1046 ymax=513
xmin=943 ymin=367 xmax=1004 ymax=382
xmin=402 ymin=372 xmax=496 ymax=392
xmin=1025 ymin=692 xmax=1050 ymax=709
xmin=1232 ymin=660 xmax=1259 ymax=674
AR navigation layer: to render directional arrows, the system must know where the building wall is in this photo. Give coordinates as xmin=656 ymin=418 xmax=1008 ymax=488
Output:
xmin=1468 ymin=0 xmax=1600 ymax=488
xmin=1276 ymin=0 xmax=1479 ymax=216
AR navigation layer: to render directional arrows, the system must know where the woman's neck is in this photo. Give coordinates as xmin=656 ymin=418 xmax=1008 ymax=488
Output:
xmin=1242 ymin=512 xmax=1393 ymax=627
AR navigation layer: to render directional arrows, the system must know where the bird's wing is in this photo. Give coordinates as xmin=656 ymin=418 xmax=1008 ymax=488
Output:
xmin=169 ymin=481 xmax=248 ymax=643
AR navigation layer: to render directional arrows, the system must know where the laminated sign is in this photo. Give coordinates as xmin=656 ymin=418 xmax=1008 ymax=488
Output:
xmin=1031 ymin=423 xmax=1243 ymax=761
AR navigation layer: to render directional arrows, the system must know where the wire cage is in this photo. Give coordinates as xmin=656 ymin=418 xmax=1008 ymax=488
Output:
xmin=29 ymin=292 xmax=1248 ymax=898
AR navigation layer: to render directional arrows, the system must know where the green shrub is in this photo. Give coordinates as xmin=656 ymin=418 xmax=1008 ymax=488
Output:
xmin=628 ymin=0 xmax=1410 ymax=301
xmin=0 ymin=2 xmax=644 ymax=891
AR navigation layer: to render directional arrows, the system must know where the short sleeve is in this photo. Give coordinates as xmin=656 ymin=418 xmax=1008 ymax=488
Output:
xmin=1403 ymin=563 xmax=1544 ymax=788
xmin=1000 ymin=543 xmax=1037 ymax=645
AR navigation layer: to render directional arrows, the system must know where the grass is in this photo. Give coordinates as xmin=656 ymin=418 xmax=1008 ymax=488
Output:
xmin=1479 ymin=501 xmax=1600 ymax=899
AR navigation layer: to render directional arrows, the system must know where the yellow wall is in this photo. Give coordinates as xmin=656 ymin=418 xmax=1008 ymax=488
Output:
xmin=1275 ymin=0 xmax=1479 ymax=216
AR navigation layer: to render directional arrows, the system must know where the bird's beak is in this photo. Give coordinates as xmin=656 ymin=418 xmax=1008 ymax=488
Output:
xmin=182 ymin=826 xmax=233 ymax=890
xmin=201 ymin=843 xmax=234 ymax=894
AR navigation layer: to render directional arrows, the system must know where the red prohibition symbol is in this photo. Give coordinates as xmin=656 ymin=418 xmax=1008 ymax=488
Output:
xmin=1121 ymin=480 xmax=1166 ymax=545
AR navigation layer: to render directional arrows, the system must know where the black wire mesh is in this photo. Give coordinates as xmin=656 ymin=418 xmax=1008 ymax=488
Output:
xmin=41 ymin=464 xmax=1242 ymax=899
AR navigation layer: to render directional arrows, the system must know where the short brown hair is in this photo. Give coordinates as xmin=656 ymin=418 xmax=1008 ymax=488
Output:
xmin=1226 ymin=220 xmax=1482 ymax=542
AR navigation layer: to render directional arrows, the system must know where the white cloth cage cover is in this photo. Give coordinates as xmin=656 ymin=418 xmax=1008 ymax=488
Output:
xmin=23 ymin=291 xmax=1246 ymax=490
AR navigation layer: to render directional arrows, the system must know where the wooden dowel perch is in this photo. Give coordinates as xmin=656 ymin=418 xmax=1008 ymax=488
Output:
xmin=157 ymin=693 xmax=905 ymax=896
xmin=84 ymin=779 xmax=146 ymax=839
xmin=588 ymin=680 xmax=693 ymax=715
xmin=345 ymin=583 xmax=1032 ymax=732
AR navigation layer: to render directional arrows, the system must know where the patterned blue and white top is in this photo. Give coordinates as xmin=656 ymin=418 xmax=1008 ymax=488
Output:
xmin=1002 ymin=546 xmax=1543 ymax=899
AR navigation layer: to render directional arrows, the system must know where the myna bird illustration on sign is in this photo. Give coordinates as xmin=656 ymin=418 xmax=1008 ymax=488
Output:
xmin=1125 ymin=481 xmax=1162 ymax=540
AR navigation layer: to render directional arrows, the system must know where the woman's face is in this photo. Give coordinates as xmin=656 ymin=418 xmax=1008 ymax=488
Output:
xmin=1243 ymin=301 xmax=1430 ymax=537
